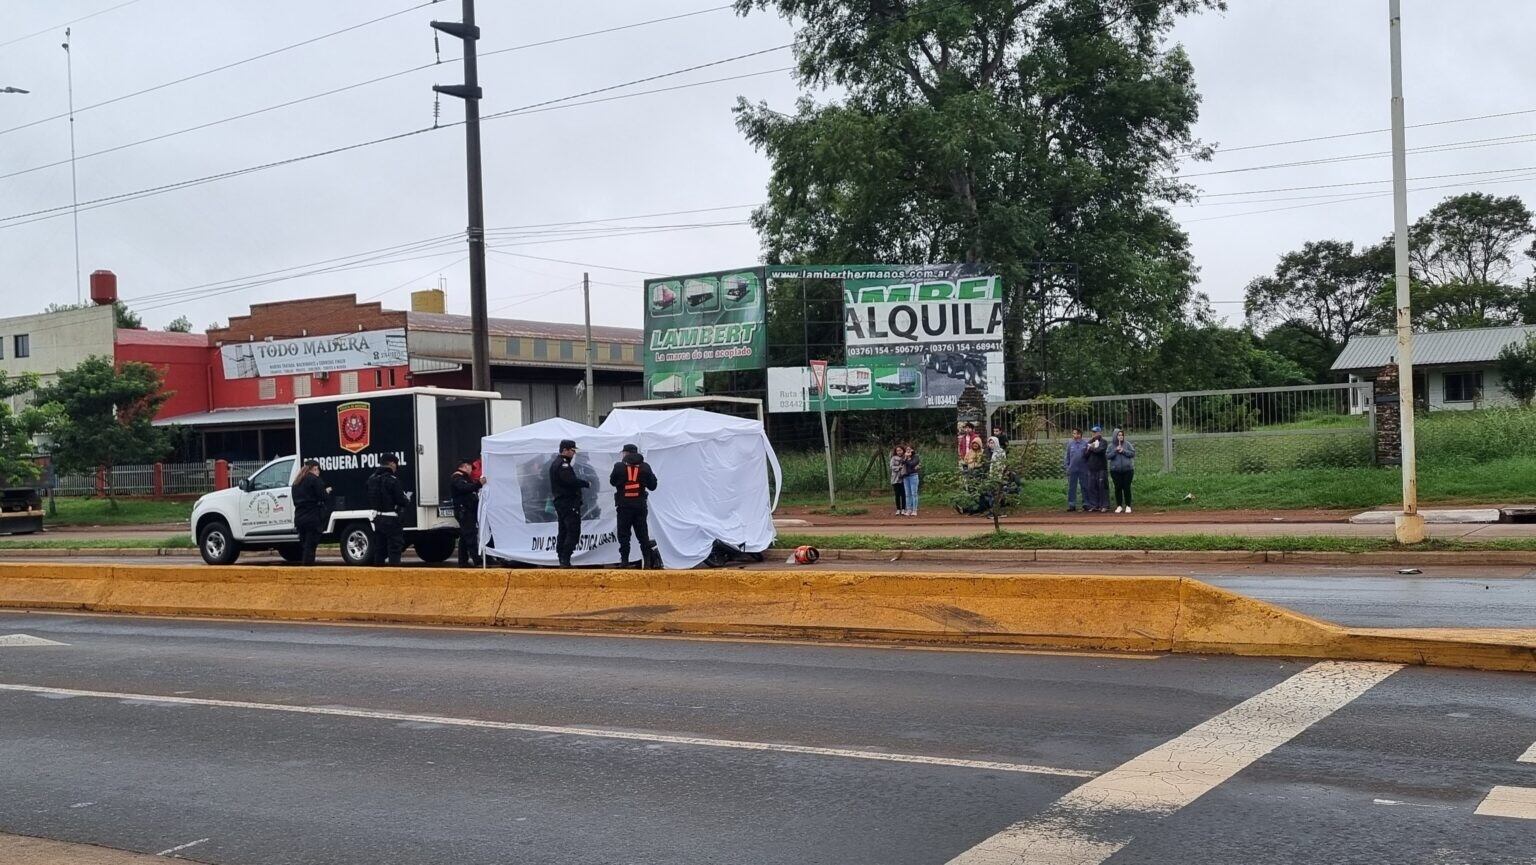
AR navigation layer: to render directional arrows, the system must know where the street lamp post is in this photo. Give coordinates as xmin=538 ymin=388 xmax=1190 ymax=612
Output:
xmin=1389 ymin=0 xmax=1425 ymax=544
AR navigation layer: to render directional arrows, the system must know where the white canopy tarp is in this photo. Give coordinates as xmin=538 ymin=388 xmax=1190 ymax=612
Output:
xmin=478 ymin=409 xmax=781 ymax=568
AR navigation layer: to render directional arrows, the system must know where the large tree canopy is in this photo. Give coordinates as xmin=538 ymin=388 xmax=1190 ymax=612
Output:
xmin=734 ymin=0 xmax=1222 ymax=395
xmin=1404 ymin=193 xmax=1534 ymax=329
xmin=1243 ymin=239 xmax=1390 ymax=350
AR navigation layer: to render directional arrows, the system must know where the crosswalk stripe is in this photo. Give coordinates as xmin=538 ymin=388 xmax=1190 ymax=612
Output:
xmin=946 ymin=661 xmax=1403 ymax=865
xmin=1475 ymin=786 xmax=1536 ymax=821
xmin=1518 ymin=742 xmax=1535 ymax=764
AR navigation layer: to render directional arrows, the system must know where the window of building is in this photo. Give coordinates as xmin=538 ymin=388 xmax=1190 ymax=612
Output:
xmin=388 ymin=368 xmax=397 ymax=387
xmin=292 ymin=375 xmax=312 ymax=399
xmin=340 ymin=371 xmax=359 ymax=394
xmin=0 ymin=338 xmax=6 ymax=360
xmin=258 ymin=378 xmax=277 ymax=400
xmin=375 ymin=369 xmax=384 ymax=388
xmin=506 ymin=337 xmax=521 ymax=356
xmin=13 ymin=334 xmax=28 ymax=358
xmin=608 ymin=343 xmax=623 ymax=361
xmin=1444 ymin=371 xmax=1483 ymax=403
xmin=533 ymin=339 xmax=548 ymax=359
xmin=560 ymin=341 xmax=574 ymax=361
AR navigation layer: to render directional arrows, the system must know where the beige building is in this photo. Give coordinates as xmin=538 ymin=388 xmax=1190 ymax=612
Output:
xmin=0 ymin=305 xmax=116 ymax=408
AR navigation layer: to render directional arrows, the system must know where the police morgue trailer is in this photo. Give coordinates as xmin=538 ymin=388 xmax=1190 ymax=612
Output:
xmin=191 ymin=388 xmax=522 ymax=565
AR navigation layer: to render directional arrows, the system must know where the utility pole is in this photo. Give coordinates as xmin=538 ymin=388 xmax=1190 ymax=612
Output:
xmin=63 ymin=29 xmax=81 ymax=305
xmin=431 ymin=0 xmax=490 ymax=392
xmin=583 ymin=272 xmax=595 ymax=426
xmin=1389 ymin=0 xmax=1424 ymax=544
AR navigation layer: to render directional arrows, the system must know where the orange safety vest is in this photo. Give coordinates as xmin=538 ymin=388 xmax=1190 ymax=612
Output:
xmin=622 ymin=465 xmax=643 ymax=498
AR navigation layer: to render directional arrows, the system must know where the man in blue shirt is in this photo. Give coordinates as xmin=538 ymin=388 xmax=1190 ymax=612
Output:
xmin=1064 ymin=428 xmax=1089 ymax=512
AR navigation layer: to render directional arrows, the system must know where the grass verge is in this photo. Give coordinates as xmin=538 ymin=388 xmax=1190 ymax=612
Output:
xmin=45 ymin=498 xmax=195 ymax=527
xmin=776 ymin=531 xmax=1536 ymax=554
xmin=0 ymin=536 xmax=195 ymax=550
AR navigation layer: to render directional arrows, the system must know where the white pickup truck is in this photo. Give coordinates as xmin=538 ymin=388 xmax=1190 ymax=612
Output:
xmin=191 ymin=387 xmax=521 ymax=565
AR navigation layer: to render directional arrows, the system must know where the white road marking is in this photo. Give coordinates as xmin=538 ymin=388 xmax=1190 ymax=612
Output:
xmin=156 ymin=837 xmax=210 ymax=857
xmin=0 ymin=634 xmax=68 ymax=647
xmin=1373 ymin=798 xmax=1454 ymax=810
xmin=0 ymin=682 xmax=1094 ymax=779
xmin=1518 ymin=742 xmax=1536 ymax=764
xmin=947 ymin=661 xmax=1403 ymax=865
xmin=1475 ymin=786 xmax=1536 ymax=820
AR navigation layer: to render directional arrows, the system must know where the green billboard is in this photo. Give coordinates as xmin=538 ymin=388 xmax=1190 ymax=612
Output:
xmin=643 ymin=267 xmax=765 ymax=399
xmin=764 ymin=264 xmax=1004 ymax=412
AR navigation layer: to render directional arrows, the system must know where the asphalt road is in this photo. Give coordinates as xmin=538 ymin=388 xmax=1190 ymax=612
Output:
xmin=0 ymin=612 xmax=1532 ymax=864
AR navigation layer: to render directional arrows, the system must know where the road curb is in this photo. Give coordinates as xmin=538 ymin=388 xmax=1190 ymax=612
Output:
xmin=769 ymin=547 xmax=1536 ymax=566
xmin=0 ymin=562 xmax=1530 ymax=673
xmin=0 ymin=548 xmax=199 ymax=558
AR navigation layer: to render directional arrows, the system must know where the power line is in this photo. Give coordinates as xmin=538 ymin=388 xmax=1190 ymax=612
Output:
xmin=489 ymin=249 xmax=661 ymax=277
xmin=0 ymin=56 xmax=792 ymax=230
xmin=0 ymin=0 xmax=437 ymax=139
xmin=0 ymin=3 xmax=747 ymax=182
xmin=478 ymin=5 xmax=733 ymax=59
xmin=1179 ymin=132 xmax=1536 ymax=179
xmin=0 ymin=0 xmax=147 ymax=51
xmin=1181 ymin=165 xmax=1536 ymax=204
xmin=1180 ymin=171 xmax=1536 ymax=224
xmin=1188 ymin=105 xmax=1536 ymax=159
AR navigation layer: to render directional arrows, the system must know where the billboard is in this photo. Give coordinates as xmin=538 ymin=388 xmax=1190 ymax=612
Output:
xmin=765 ymin=264 xmax=1004 ymax=412
xmin=220 ymin=328 xmax=407 ymax=380
xmin=642 ymin=268 xmax=765 ymax=399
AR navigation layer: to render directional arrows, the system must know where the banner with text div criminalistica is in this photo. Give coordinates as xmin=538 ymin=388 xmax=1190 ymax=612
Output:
xmin=642 ymin=267 xmax=765 ymax=399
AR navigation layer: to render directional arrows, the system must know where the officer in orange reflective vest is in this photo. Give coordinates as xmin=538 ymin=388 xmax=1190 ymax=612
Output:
xmin=609 ymin=443 xmax=658 ymax=568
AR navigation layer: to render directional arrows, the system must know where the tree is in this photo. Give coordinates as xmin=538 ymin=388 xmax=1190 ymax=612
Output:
xmin=1259 ymin=319 xmax=1337 ymax=383
xmin=1378 ymin=193 xmax=1535 ymax=329
xmin=733 ymin=0 xmax=1222 ymax=392
xmin=33 ymin=357 xmax=172 ymax=504
xmin=0 ymin=373 xmax=51 ymax=485
xmin=1497 ymin=335 xmax=1536 ymax=408
xmin=44 ymin=300 xmax=143 ymax=329
xmin=164 ymin=315 xmax=194 ymax=333
xmin=1244 ymin=240 xmax=1390 ymax=349
xmin=1143 ymin=320 xmax=1308 ymax=392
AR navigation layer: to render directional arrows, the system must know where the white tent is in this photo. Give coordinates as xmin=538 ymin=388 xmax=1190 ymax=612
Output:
xmin=478 ymin=409 xmax=781 ymax=568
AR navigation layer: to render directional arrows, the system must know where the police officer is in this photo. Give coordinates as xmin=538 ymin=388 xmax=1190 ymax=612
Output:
xmin=366 ymin=454 xmax=409 ymax=566
xmin=449 ymin=457 xmax=486 ymax=568
xmin=549 ymin=439 xmax=588 ymax=567
xmin=609 ymin=443 xmax=658 ymax=568
xmin=291 ymin=459 xmax=330 ymax=566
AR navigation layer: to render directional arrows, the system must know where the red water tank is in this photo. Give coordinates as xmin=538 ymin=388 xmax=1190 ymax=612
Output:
xmin=89 ymin=269 xmax=117 ymax=305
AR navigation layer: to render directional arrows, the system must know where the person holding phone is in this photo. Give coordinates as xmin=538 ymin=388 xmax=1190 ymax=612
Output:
xmin=1082 ymin=425 xmax=1110 ymax=513
xmin=1108 ymin=428 xmax=1137 ymax=513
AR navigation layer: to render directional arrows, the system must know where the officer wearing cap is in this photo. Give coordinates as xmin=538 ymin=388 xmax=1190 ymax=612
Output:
xmin=291 ymin=458 xmax=330 ymax=566
xmin=366 ymin=454 xmax=410 ymax=565
xmin=450 ymin=457 xmax=487 ymax=568
xmin=549 ymin=439 xmax=589 ymax=567
xmin=609 ymin=443 xmax=658 ymax=568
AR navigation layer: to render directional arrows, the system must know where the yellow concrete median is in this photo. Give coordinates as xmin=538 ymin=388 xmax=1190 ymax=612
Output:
xmin=0 ymin=563 xmax=1530 ymax=673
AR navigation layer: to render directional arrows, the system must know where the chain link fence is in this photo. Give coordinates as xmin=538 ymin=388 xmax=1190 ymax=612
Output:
xmin=988 ymin=383 xmax=1374 ymax=477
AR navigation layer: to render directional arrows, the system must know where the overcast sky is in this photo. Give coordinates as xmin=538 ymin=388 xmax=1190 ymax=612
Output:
xmin=1 ymin=1 xmax=1532 ymax=332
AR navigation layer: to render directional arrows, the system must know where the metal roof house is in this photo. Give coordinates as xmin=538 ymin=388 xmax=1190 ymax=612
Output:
xmin=1331 ymin=324 xmax=1536 ymax=410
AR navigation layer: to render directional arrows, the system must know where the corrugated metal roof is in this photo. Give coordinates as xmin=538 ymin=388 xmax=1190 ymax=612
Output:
xmin=1331 ymin=325 xmax=1536 ymax=371
xmin=153 ymin=406 xmax=294 ymax=427
xmin=407 ymin=312 xmax=641 ymax=344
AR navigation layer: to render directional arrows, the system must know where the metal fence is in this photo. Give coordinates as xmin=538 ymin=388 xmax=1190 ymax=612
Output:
xmin=49 ymin=460 xmax=268 ymax=497
xmin=988 ymin=382 xmax=1374 ymax=477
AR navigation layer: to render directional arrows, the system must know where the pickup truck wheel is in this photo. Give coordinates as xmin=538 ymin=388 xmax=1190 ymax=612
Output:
xmin=339 ymin=523 xmax=376 ymax=566
xmin=198 ymin=521 xmax=241 ymax=565
xmin=277 ymin=544 xmax=304 ymax=563
xmin=413 ymin=533 xmax=456 ymax=563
